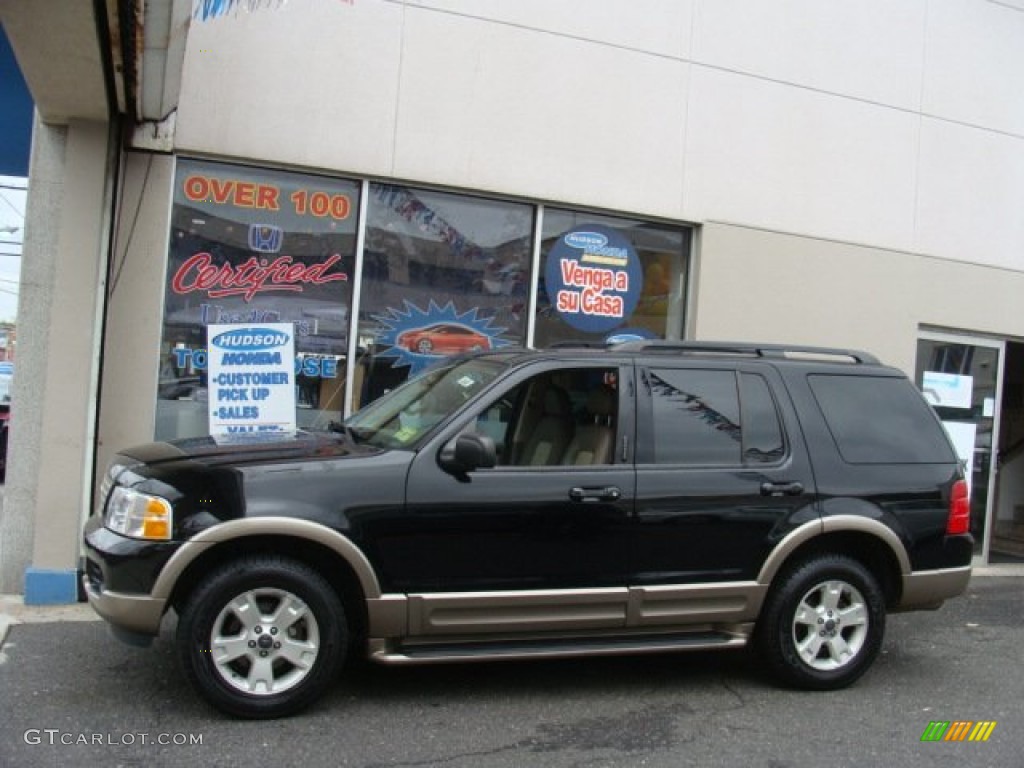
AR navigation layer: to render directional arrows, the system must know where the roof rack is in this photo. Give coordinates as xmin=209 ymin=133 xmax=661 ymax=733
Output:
xmin=608 ymin=340 xmax=880 ymax=365
xmin=547 ymin=340 xmax=613 ymax=349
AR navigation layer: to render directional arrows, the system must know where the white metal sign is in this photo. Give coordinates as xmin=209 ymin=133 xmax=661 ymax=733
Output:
xmin=207 ymin=323 xmax=297 ymax=438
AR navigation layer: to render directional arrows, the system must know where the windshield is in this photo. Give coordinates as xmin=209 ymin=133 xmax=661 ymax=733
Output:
xmin=345 ymin=357 xmax=507 ymax=449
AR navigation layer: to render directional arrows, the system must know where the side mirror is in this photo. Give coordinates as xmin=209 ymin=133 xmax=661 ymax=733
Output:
xmin=439 ymin=432 xmax=497 ymax=477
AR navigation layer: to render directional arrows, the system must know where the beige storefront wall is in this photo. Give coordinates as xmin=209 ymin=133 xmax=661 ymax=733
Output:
xmin=693 ymin=222 xmax=1024 ymax=375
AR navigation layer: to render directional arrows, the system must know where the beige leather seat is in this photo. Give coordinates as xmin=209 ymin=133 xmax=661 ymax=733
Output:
xmin=519 ymin=386 xmax=573 ymax=465
xmin=563 ymin=386 xmax=616 ymax=465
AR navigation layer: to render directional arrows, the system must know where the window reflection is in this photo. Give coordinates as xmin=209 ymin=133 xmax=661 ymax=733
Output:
xmin=648 ymin=369 xmax=741 ymax=466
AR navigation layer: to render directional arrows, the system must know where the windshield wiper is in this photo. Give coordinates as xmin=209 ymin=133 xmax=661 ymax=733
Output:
xmin=328 ymin=421 xmax=362 ymax=444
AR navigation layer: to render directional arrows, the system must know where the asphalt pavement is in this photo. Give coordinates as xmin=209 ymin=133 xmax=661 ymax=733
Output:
xmin=1 ymin=569 xmax=1023 ymax=768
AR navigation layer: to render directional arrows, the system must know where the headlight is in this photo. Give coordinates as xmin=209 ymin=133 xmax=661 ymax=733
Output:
xmin=105 ymin=487 xmax=173 ymax=541
xmin=97 ymin=463 xmax=126 ymax=514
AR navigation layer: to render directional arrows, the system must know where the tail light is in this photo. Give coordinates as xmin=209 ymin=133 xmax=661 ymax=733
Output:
xmin=946 ymin=479 xmax=970 ymax=535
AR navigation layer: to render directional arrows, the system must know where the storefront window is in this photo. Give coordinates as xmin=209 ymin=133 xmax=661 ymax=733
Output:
xmin=157 ymin=158 xmax=359 ymax=440
xmin=534 ymin=209 xmax=690 ymax=348
xmin=155 ymin=162 xmax=693 ymax=433
xmin=352 ymin=184 xmax=534 ymax=409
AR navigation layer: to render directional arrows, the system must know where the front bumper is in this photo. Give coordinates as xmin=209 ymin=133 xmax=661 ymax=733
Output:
xmin=82 ymin=575 xmax=167 ymax=640
xmin=81 ymin=515 xmax=181 ymax=639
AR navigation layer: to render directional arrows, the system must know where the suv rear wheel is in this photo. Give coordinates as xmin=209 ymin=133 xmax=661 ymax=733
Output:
xmin=176 ymin=555 xmax=348 ymax=718
xmin=757 ymin=554 xmax=885 ymax=690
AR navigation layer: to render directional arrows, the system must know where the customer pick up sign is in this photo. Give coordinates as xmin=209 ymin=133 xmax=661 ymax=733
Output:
xmin=207 ymin=323 xmax=297 ymax=438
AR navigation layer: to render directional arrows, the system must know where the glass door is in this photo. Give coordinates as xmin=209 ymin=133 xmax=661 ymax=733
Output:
xmin=916 ymin=332 xmax=1005 ymax=561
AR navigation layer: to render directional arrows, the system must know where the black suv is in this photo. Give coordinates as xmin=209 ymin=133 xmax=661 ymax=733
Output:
xmin=82 ymin=342 xmax=973 ymax=718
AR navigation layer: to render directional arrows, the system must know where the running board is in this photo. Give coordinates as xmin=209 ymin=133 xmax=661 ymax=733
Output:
xmin=370 ymin=631 xmax=748 ymax=665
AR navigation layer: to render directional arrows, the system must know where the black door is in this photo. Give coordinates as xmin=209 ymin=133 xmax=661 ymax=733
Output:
xmin=632 ymin=362 xmax=818 ymax=585
xmin=392 ymin=363 xmax=636 ymax=594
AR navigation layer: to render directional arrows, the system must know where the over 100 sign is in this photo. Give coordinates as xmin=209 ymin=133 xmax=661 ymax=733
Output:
xmin=207 ymin=323 xmax=297 ymax=438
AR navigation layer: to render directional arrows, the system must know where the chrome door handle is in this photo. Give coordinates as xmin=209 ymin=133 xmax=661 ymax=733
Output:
xmin=760 ymin=481 xmax=804 ymax=497
xmin=569 ymin=486 xmax=622 ymax=502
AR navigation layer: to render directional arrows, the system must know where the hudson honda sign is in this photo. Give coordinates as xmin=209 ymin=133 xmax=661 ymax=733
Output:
xmin=207 ymin=323 xmax=297 ymax=438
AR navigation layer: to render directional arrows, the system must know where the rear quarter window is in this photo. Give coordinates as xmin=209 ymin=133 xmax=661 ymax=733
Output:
xmin=808 ymin=374 xmax=956 ymax=464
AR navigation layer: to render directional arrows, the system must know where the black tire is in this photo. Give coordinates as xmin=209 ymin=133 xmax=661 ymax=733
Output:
xmin=756 ymin=554 xmax=885 ymax=690
xmin=176 ymin=555 xmax=348 ymax=718
xmin=416 ymin=339 xmax=433 ymax=354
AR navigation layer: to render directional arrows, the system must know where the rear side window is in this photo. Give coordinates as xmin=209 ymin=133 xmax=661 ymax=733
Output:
xmin=741 ymin=373 xmax=785 ymax=464
xmin=808 ymin=374 xmax=956 ymax=464
xmin=648 ymin=369 xmax=740 ymax=465
xmin=646 ymin=369 xmax=786 ymax=466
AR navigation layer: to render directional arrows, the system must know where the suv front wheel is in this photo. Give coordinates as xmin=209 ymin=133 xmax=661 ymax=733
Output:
xmin=176 ymin=555 xmax=348 ymax=718
xmin=757 ymin=554 xmax=885 ymax=690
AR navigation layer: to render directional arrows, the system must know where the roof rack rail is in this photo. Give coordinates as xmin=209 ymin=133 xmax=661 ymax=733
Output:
xmin=547 ymin=340 xmax=614 ymax=349
xmin=609 ymin=340 xmax=880 ymax=365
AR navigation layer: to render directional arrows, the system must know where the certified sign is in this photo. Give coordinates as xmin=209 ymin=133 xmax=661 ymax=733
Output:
xmin=207 ymin=323 xmax=297 ymax=438
xmin=544 ymin=224 xmax=642 ymax=333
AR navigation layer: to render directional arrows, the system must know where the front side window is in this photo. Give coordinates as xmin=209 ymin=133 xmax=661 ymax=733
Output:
xmin=470 ymin=368 xmax=620 ymax=467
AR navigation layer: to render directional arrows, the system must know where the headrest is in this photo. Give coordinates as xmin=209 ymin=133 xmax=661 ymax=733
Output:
xmin=586 ymin=386 xmax=615 ymax=417
xmin=542 ymin=386 xmax=570 ymax=416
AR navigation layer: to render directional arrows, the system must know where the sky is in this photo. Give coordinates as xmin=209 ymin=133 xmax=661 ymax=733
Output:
xmin=0 ymin=175 xmax=25 ymax=323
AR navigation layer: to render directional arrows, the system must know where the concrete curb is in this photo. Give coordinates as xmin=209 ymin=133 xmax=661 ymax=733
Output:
xmin=971 ymin=564 xmax=1024 ymax=577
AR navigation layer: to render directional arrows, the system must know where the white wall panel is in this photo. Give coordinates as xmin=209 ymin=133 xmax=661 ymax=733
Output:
xmin=684 ymin=67 xmax=918 ymax=249
xmin=696 ymin=223 xmax=1024 ymax=377
xmin=176 ymin=1 xmax=403 ymax=175
xmin=170 ymin=1 xmax=1024 ymax=274
xmin=923 ymin=0 xmax=1024 ymax=136
xmin=692 ymin=0 xmax=927 ymax=111
xmin=406 ymin=0 xmax=693 ymax=58
xmin=393 ymin=8 xmax=688 ymax=219
xmin=916 ymin=117 xmax=1024 ymax=270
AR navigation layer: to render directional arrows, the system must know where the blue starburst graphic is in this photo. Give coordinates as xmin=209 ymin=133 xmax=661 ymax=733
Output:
xmin=372 ymin=300 xmax=512 ymax=374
